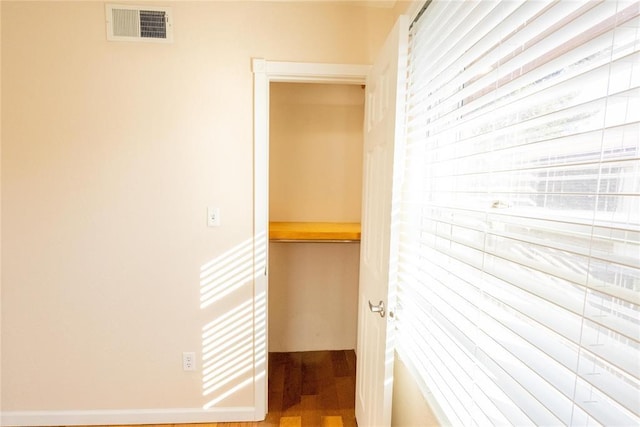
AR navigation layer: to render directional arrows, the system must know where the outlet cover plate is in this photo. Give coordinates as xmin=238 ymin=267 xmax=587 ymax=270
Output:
xmin=183 ymin=352 xmax=196 ymax=371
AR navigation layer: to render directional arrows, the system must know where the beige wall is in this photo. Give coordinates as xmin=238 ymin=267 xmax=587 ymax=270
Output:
xmin=392 ymin=352 xmax=440 ymax=427
xmin=269 ymin=83 xmax=364 ymax=223
xmin=0 ymin=0 xmax=3 ymax=415
xmin=269 ymin=242 xmax=360 ymax=352
xmin=1 ymin=0 xmax=394 ymax=418
xmin=268 ymin=83 xmax=363 ymax=352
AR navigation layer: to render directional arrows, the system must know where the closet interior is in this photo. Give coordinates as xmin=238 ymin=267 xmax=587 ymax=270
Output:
xmin=267 ymin=82 xmax=365 ymax=420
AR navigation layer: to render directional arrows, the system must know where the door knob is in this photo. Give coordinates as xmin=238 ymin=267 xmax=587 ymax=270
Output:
xmin=368 ymin=300 xmax=385 ymax=318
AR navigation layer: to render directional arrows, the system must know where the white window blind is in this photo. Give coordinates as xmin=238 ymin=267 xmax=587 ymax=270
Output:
xmin=397 ymin=0 xmax=640 ymax=425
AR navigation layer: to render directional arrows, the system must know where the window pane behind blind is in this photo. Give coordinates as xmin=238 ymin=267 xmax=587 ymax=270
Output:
xmin=397 ymin=0 xmax=640 ymax=426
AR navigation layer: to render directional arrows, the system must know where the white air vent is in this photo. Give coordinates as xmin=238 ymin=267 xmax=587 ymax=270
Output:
xmin=106 ymin=4 xmax=173 ymax=43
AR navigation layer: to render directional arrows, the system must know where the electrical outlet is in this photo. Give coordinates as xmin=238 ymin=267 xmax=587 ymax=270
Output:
xmin=207 ymin=207 xmax=220 ymax=227
xmin=183 ymin=352 xmax=196 ymax=371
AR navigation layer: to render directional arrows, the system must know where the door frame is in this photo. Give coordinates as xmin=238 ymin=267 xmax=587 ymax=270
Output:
xmin=251 ymin=59 xmax=370 ymax=419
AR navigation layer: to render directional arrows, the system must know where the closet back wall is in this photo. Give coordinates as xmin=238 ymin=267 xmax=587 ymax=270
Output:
xmin=268 ymin=83 xmax=364 ymax=352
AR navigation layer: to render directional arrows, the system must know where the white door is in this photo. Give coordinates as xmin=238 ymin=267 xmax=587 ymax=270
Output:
xmin=355 ymin=15 xmax=409 ymax=427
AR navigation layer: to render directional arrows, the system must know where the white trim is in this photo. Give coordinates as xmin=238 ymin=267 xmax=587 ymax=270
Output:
xmin=252 ymin=58 xmax=269 ymax=421
xmin=405 ymin=0 xmax=428 ymax=24
xmin=262 ymin=60 xmax=370 ymax=84
xmin=1 ymin=407 xmax=256 ymax=426
xmin=251 ymin=58 xmax=369 ymax=416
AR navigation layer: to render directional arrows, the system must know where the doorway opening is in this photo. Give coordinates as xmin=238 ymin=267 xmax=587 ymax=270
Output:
xmin=252 ymin=60 xmax=369 ymax=423
xmin=267 ymin=82 xmax=364 ymax=424
xmin=268 ymin=82 xmax=364 ymax=353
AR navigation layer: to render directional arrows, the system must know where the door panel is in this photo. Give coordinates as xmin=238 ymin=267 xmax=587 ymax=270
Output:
xmin=355 ymin=15 xmax=409 ymax=427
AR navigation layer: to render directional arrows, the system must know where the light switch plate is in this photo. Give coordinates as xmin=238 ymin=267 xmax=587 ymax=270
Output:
xmin=207 ymin=207 xmax=220 ymax=227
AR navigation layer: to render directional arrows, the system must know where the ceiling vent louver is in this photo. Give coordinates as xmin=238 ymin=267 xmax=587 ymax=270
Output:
xmin=106 ymin=4 xmax=173 ymax=43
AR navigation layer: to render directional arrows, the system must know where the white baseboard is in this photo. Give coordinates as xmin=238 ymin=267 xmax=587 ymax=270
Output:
xmin=1 ymin=407 xmax=261 ymax=426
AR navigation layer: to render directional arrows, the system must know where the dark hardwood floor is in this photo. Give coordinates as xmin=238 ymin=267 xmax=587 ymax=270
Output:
xmin=262 ymin=350 xmax=357 ymax=427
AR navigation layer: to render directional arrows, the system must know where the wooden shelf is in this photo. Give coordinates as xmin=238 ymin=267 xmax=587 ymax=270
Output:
xmin=269 ymin=222 xmax=361 ymax=242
